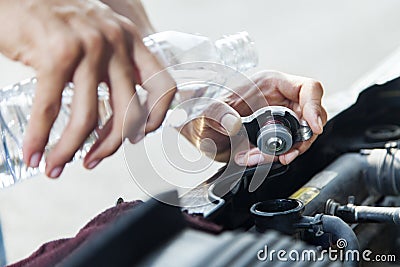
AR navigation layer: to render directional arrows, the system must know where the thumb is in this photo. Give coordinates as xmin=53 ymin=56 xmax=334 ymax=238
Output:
xmin=202 ymin=101 xmax=242 ymax=136
xmin=302 ymin=101 xmax=326 ymax=135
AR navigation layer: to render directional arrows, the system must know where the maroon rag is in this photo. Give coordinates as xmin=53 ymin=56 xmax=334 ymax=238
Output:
xmin=7 ymin=200 xmax=222 ymax=267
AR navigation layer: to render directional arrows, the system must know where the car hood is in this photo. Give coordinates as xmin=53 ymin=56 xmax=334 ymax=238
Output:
xmin=325 ymin=46 xmax=400 ymax=118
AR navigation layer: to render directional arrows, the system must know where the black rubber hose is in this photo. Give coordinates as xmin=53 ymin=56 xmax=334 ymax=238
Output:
xmin=295 ymin=215 xmax=360 ymax=267
xmin=320 ymin=215 xmax=360 ymax=267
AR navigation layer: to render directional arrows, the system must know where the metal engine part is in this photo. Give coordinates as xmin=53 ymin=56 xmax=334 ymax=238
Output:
xmin=138 ymin=229 xmax=340 ymax=267
xmin=241 ymin=106 xmax=313 ymax=155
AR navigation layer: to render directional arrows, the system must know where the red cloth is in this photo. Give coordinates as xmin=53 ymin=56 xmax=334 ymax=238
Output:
xmin=7 ymin=201 xmax=142 ymax=267
xmin=7 ymin=200 xmax=222 ymax=267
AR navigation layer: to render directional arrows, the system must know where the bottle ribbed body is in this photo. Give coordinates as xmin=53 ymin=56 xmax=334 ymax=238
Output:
xmin=0 ymin=79 xmax=112 ymax=188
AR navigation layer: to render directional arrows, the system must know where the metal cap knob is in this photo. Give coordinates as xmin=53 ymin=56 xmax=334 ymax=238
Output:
xmin=257 ymin=124 xmax=293 ymax=155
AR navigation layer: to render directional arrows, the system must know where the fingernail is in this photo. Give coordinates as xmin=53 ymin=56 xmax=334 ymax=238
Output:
xmin=317 ymin=116 xmax=323 ymax=133
xmin=221 ymin=113 xmax=241 ymax=135
xmin=29 ymin=152 xmax=42 ymax=168
xmin=49 ymin=166 xmax=63 ymax=178
xmin=284 ymin=150 xmax=300 ymax=165
xmin=87 ymin=160 xmax=100 ymax=169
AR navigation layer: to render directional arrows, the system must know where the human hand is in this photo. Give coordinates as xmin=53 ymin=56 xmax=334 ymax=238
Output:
xmin=101 ymin=0 xmax=156 ymax=37
xmin=180 ymin=70 xmax=327 ymax=166
xmin=0 ymin=0 xmax=175 ymax=178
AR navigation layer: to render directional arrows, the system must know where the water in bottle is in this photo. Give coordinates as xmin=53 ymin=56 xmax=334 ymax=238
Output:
xmin=0 ymin=31 xmax=258 ymax=188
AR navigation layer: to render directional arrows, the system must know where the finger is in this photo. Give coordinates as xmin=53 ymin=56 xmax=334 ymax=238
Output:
xmin=45 ymin=19 xmax=104 ymax=177
xmin=23 ymin=73 xmax=64 ymax=168
xmin=251 ymin=70 xmax=299 ymax=102
xmin=251 ymin=71 xmax=327 ymax=134
xmin=234 ymin=147 xmax=277 ymax=166
xmin=299 ymin=79 xmax=326 ymax=135
xmin=302 ymin=102 xmax=327 ymax=135
xmin=92 ymin=12 xmax=171 ymax=135
xmin=226 ymin=78 xmax=269 ymax=117
xmin=278 ymin=134 xmax=317 ymax=165
xmin=46 ymin=65 xmax=99 ymax=177
xmin=82 ymin=117 xmax=111 ymax=169
xmin=278 ymin=149 xmax=300 ymax=165
xmin=23 ymin=32 xmax=82 ymax=168
xmin=83 ymin=56 xmax=144 ymax=167
xmin=202 ymin=101 xmax=242 ymax=136
xmin=130 ymin=33 xmax=177 ymax=134
xmin=97 ymin=14 xmax=175 ymax=136
xmin=279 ymin=148 xmax=300 ymax=165
xmin=80 ymin=17 xmax=143 ymax=166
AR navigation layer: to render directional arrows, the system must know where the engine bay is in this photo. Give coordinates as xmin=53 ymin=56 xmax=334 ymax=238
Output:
xmin=58 ymin=76 xmax=400 ymax=267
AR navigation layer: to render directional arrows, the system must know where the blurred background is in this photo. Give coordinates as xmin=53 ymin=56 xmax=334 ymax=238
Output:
xmin=1 ymin=0 xmax=400 ymax=264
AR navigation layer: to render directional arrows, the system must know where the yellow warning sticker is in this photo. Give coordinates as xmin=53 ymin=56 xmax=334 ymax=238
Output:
xmin=290 ymin=187 xmax=320 ymax=205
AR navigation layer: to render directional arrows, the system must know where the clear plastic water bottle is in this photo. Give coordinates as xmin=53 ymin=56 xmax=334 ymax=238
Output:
xmin=0 ymin=31 xmax=258 ymax=189
xmin=143 ymin=31 xmax=258 ymax=72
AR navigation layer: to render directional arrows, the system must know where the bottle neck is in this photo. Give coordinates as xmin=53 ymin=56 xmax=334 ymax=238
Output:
xmin=214 ymin=32 xmax=258 ymax=72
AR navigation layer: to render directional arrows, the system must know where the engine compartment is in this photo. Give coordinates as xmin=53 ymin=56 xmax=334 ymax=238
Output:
xmin=180 ymin=76 xmax=400 ymax=266
xmin=58 ymin=76 xmax=400 ymax=267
